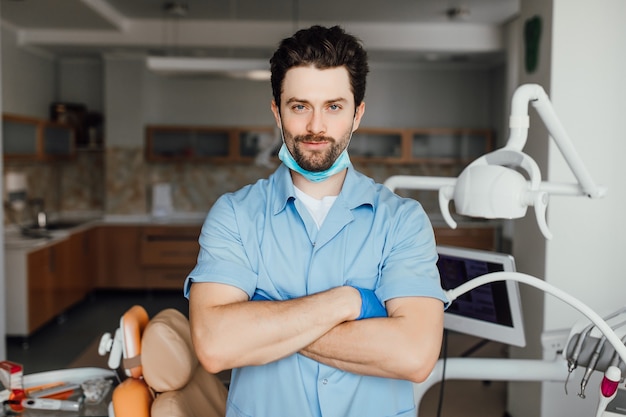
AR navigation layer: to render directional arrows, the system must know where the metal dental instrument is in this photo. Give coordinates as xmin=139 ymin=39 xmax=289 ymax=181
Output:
xmin=566 ymin=324 xmax=595 ymax=395
xmin=579 ymin=319 xmax=626 ymax=398
xmin=579 ymin=335 xmax=607 ymax=398
xmin=566 ymin=308 xmax=626 ymax=395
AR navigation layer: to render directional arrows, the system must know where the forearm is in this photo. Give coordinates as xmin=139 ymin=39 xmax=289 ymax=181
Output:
xmin=301 ymin=298 xmax=444 ymax=382
xmin=189 ymin=283 xmax=360 ymax=373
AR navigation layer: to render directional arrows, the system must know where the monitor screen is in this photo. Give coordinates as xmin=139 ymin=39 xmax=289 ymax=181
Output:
xmin=437 ymin=245 xmax=526 ymax=347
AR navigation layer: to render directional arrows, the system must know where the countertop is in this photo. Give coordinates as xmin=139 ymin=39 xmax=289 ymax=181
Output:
xmin=3 ymin=212 xmax=207 ymax=251
xmin=4 ymin=210 xmax=499 ymax=251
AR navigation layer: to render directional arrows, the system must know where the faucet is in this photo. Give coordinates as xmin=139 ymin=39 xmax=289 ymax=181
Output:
xmin=29 ymin=198 xmax=47 ymax=228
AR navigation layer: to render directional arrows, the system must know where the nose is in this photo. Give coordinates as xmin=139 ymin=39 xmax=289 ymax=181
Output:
xmin=306 ymin=110 xmax=326 ymax=135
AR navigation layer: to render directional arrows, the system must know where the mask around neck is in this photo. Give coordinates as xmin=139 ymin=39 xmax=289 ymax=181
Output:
xmin=278 ymin=143 xmax=351 ymax=183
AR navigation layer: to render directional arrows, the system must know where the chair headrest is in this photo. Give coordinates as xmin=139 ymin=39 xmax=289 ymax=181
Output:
xmin=141 ymin=308 xmax=198 ymax=392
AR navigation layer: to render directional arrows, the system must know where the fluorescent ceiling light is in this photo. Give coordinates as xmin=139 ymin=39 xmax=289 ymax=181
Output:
xmin=146 ymin=56 xmax=271 ymax=80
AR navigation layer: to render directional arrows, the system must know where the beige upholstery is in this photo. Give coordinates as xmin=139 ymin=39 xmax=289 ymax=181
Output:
xmin=141 ymin=308 xmax=198 ymax=392
xmin=113 ymin=308 xmax=228 ymax=417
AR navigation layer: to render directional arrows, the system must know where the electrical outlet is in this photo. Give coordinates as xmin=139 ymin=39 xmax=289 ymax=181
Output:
xmin=541 ymin=329 xmax=570 ymax=358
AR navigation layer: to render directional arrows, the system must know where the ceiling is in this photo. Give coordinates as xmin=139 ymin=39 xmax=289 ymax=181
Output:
xmin=0 ymin=0 xmax=520 ymax=66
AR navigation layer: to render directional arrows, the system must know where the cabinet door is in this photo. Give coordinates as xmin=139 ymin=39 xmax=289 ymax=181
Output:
xmin=3 ymin=114 xmax=75 ymax=160
xmin=58 ymin=230 xmax=92 ymax=308
xmin=27 ymin=247 xmax=56 ymax=332
xmin=3 ymin=114 xmax=40 ymax=158
xmin=349 ymin=129 xmax=405 ymax=162
xmin=96 ymin=226 xmax=144 ymax=289
xmin=43 ymin=122 xmax=75 ymax=157
xmin=52 ymin=238 xmax=79 ymax=315
xmin=411 ymin=129 xmax=493 ymax=166
xmin=146 ymin=127 xmax=231 ymax=162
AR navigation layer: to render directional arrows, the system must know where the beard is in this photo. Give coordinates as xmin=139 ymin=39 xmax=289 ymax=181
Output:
xmin=286 ymin=131 xmax=351 ymax=172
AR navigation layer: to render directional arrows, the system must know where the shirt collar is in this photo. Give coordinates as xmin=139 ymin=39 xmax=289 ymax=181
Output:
xmin=272 ymin=163 xmax=376 ymax=215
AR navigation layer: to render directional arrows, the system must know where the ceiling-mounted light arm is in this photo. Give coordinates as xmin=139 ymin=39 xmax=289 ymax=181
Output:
xmin=505 ymin=84 xmax=606 ymax=199
xmin=383 ymin=83 xmax=607 ymax=240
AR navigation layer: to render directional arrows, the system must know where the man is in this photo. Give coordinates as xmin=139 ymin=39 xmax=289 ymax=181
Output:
xmin=185 ymin=25 xmax=447 ymax=417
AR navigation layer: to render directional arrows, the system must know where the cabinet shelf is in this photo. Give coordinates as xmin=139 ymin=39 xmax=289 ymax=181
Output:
xmin=2 ymin=113 xmax=76 ymax=161
xmin=145 ymin=124 xmax=493 ymax=172
xmin=350 ymin=127 xmax=493 ymax=168
xmin=145 ymin=125 xmax=276 ymax=163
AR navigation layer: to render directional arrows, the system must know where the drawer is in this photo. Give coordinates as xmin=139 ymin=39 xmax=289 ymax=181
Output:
xmin=144 ymin=268 xmax=190 ymax=290
xmin=140 ymin=226 xmax=200 ymax=267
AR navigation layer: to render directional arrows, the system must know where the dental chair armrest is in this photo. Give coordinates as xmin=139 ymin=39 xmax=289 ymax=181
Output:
xmin=151 ymin=366 xmax=228 ymax=417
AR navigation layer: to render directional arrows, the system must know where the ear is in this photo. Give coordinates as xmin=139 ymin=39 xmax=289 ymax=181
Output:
xmin=352 ymin=102 xmax=366 ymax=132
xmin=270 ymin=100 xmax=281 ymax=128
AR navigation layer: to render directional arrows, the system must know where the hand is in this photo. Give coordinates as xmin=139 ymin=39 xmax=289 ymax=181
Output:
xmin=352 ymin=287 xmax=387 ymax=320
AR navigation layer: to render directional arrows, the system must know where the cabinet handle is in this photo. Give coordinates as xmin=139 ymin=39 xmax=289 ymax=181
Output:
xmin=144 ymin=235 xmax=197 ymax=242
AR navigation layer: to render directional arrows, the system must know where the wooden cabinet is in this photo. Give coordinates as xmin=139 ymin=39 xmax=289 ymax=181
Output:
xmin=93 ymin=224 xmax=200 ymax=290
xmin=6 ymin=230 xmax=95 ymax=336
xmin=26 ymin=245 xmax=59 ymax=333
xmin=140 ymin=226 xmax=200 ymax=289
xmin=145 ymin=125 xmax=275 ymax=163
xmin=2 ymin=113 xmax=75 ymax=161
xmin=145 ymin=124 xmax=492 ymax=171
xmin=93 ymin=225 xmax=144 ymax=289
xmin=350 ymin=127 xmax=494 ymax=169
xmin=434 ymin=226 xmax=498 ymax=251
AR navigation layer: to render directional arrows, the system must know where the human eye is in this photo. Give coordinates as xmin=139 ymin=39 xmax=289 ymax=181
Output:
xmin=290 ymin=103 xmax=308 ymax=113
xmin=327 ymin=103 xmax=342 ymax=112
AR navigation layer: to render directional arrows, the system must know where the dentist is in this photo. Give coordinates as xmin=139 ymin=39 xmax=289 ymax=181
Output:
xmin=186 ymin=25 xmax=446 ymax=417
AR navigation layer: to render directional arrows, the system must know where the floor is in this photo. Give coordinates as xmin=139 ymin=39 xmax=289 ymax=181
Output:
xmin=5 ymin=290 xmax=509 ymax=417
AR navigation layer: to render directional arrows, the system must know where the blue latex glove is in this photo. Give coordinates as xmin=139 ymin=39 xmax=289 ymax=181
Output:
xmin=251 ymin=291 xmax=271 ymax=301
xmin=353 ymin=287 xmax=387 ymax=320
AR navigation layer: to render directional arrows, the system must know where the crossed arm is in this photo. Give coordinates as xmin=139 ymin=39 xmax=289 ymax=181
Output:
xmin=189 ymin=282 xmax=443 ymax=383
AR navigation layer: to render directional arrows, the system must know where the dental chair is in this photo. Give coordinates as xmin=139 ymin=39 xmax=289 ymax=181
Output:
xmin=99 ymin=306 xmax=228 ymax=417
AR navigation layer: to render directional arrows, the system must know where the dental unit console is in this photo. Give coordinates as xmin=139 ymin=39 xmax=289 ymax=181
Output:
xmin=385 ymin=84 xmax=623 ymax=416
xmin=437 ymin=245 xmax=525 ymax=347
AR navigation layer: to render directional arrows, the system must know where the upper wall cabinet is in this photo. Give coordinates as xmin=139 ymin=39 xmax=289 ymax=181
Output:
xmin=3 ymin=113 xmax=76 ymax=161
xmin=145 ymin=125 xmax=277 ymax=163
xmin=145 ymin=124 xmax=493 ymax=170
xmin=349 ymin=128 xmax=494 ymax=167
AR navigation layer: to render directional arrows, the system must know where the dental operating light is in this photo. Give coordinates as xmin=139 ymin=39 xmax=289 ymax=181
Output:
xmin=383 ymin=84 xmax=618 ymax=416
xmin=384 ymin=83 xmax=607 ymax=239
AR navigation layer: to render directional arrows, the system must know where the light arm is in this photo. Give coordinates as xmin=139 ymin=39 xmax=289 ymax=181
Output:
xmin=383 ymin=83 xmax=606 ymax=239
xmin=505 ymin=83 xmax=606 ymax=198
xmin=445 ymin=271 xmax=626 ymax=365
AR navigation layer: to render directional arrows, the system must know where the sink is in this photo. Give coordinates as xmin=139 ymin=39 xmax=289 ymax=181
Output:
xmin=37 ymin=220 xmax=86 ymax=230
xmin=20 ymin=220 xmax=87 ymax=238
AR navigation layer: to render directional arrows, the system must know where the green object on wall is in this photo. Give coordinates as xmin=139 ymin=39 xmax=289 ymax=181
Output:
xmin=524 ymin=15 xmax=542 ymax=73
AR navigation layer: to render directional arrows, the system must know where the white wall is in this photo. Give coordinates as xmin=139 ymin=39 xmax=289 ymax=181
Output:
xmin=58 ymin=58 xmax=103 ymax=113
xmin=104 ymin=58 xmax=505 ymax=149
xmin=542 ymin=0 xmax=626 ymax=415
xmin=507 ymin=1 xmax=626 ymax=416
xmin=1 ymin=26 xmax=55 ymax=118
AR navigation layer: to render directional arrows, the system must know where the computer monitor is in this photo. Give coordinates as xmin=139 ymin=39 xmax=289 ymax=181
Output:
xmin=437 ymin=245 xmax=526 ymax=347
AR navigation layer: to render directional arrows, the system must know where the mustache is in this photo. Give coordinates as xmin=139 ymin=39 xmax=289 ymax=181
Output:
xmin=294 ymin=134 xmax=335 ymax=144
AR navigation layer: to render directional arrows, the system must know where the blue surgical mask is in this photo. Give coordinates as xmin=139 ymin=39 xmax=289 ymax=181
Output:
xmin=278 ymin=143 xmax=351 ymax=183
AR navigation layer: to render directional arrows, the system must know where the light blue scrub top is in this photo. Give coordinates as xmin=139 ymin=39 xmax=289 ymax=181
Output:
xmin=184 ymin=164 xmax=447 ymax=417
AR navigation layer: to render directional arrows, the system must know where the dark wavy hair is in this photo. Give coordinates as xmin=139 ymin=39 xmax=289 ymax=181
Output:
xmin=270 ymin=25 xmax=369 ymax=110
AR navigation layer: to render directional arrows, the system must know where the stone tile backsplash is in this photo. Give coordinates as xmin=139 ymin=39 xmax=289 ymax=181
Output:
xmin=4 ymin=147 xmax=452 ymax=224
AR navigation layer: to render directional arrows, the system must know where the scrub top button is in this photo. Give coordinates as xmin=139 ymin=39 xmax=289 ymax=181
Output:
xmin=322 ymin=378 xmax=328 ymax=385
